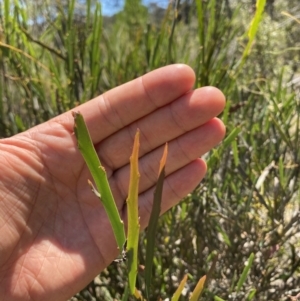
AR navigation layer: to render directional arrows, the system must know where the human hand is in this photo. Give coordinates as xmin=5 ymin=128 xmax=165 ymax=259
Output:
xmin=0 ymin=64 xmax=225 ymax=301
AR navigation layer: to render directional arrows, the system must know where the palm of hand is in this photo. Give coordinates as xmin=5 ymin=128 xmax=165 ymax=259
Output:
xmin=0 ymin=65 xmax=225 ymax=301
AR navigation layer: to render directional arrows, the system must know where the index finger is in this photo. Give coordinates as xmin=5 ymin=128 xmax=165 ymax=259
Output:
xmin=53 ymin=64 xmax=196 ymax=143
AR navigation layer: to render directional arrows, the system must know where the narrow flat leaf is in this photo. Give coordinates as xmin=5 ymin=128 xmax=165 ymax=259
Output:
xmin=216 ymin=225 xmax=231 ymax=247
xmin=242 ymin=0 xmax=266 ymax=60
xmin=207 ymin=127 xmax=241 ymax=167
xmin=189 ymin=275 xmax=206 ymax=301
xmin=73 ymin=111 xmax=126 ymax=252
xmin=171 ymin=274 xmax=188 ymax=301
xmin=205 ymin=252 xmax=218 ymax=288
xmin=214 ymin=296 xmax=226 ymax=301
xmin=134 ymin=288 xmax=144 ymax=300
xmin=236 ymin=253 xmax=255 ymax=292
xmin=121 ymin=285 xmax=129 ymax=301
xmin=126 ymin=130 xmax=141 ymax=294
xmin=246 ymin=288 xmax=257 ymax=301
xmin=145 ymin=144 xmax=168 ymax=296
xmin=222 ymin=127 xmax=241 ymax=149
xmin=231 ymin=139 xmax=239 ymax=167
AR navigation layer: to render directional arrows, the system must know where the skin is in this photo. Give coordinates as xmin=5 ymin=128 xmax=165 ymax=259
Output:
xmin=0 ymin=64 xmax=226 ymax=301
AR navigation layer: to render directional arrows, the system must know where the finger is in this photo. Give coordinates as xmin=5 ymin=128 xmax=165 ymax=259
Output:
xmin=111 ymin=118 xmax=225 ymax=202
xmin=98 ymin=86 xmax=225 ymax=171
xmin=138 ymin=158 xmax=206 ymax=230
xmin=53 ymin=64 xmax=196 ymax=142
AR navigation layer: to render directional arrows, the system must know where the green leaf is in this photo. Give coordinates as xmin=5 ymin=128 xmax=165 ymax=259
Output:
xmin=126 ymin=129 xmax=141 ymax=294
xmin=207 ymin=126 xmax=241 ymax=167
xmin=246 ymin=288 xmax=257 ymax=300
xmin=189 ymin=275 xmax=206 ymax=301
xmin=145 ymin=143 xmax=168 ymax=297
xmin=241 ymin=0 xmax=267 ymax=62
xmin=216 ymin=225 xmax=231 ymax=247
xmin=231 ymin=139 xmax=239 ymax=167
xmin=214 ymin=296 xmax=226 ymax=301
xmin=90 ymin=2 xmax=102 ymax=96
xmin=171 ymin=274 xmax=188 ymax=301
xmin=121 ymin=285 xmax=129 ymax=301
xmin=73 ymin=111 xmax=126 ymax=252
xmin=236 ymin=253 xmax=255 ymax=292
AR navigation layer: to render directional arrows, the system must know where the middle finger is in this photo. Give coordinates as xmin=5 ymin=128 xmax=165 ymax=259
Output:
xmin=96 ymin=86 xmax=225 ymax=171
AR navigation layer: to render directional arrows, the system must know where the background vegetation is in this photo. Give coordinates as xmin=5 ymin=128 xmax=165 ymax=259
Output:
xmin=0 ymin=0 xmax=300 ymax=300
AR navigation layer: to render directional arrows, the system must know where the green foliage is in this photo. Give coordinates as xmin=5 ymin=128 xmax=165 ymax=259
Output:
xmin=189 ymin=275 xmax=206 ymax=301
xmin=171 ymin=274 xmax=188 ymax=301
xmin=241 ymin=0 xmax=267 ymax=66
xmin=145 ymin=144 xmax=167 ymax=297
xmin=1 ymin=0 xmax=300 ymax=301
xmin=235 ymin=253 xmax=254 ymax=292
xmin=73 ymin=112 xmax=126 ymax=252
xmin=126 ymin=130 xmax=141 ymax=294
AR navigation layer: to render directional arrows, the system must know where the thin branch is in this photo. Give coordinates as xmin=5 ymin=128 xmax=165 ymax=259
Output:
xmin=19 ymin=27 xmax=66 ymax=60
